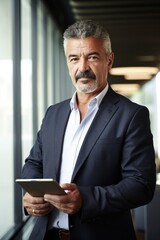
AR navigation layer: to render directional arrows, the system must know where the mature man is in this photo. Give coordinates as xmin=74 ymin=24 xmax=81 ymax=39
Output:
xmin=22 ymin=20 xmax=156 ymax=240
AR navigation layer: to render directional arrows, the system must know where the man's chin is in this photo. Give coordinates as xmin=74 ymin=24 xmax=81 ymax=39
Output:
xmin=76 ymin=85 xmax=97 ymax=94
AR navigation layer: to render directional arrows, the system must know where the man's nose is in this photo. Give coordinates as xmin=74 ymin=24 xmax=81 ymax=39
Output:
xmin=78 ymin=58 xmax=90 ymax=72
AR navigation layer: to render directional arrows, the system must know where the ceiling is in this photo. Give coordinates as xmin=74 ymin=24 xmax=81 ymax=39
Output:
xmin=44 ymin=0 xmax=160 ymax=94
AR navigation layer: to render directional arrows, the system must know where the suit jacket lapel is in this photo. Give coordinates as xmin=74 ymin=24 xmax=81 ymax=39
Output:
xmin=71 ymin=87 xmax=120 ymax=181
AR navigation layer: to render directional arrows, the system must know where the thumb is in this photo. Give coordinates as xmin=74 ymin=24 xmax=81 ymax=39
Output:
xmin=61 ymin=183 xmax=77 ymax=191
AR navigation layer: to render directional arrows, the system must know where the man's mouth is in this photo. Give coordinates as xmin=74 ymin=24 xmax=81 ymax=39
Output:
xmin=80 ymin=79 xmax=93 ymax=84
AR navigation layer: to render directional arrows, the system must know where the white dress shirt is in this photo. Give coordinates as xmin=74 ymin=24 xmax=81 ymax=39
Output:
xmin=48 ymin=84 xmax=108 ymax=230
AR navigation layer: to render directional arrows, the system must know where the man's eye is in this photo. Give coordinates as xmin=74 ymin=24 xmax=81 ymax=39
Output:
xmin=70 ymin=57 xmax=78 ymax=62
xmin=88 ymin=55 xmax=99 ymax=61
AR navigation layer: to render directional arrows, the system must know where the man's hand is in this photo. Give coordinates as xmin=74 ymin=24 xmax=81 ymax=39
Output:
xmin=44 ymin=183 xmax=82 ymax=214
xmin=23 ymin=192 xmax=53 ymax=216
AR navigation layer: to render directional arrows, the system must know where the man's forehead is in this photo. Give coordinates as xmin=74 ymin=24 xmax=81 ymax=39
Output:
xmin=66 ymin=37 xmax=104 ymax=54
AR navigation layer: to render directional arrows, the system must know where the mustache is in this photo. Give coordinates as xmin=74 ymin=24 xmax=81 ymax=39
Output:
xmin=75 ymin=70 xmax=96 ymax=81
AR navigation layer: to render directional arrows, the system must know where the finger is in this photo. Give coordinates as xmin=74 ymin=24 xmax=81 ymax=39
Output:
xmin=24 ymin=199 xmax=50 ymax=211
xmin=23 ymin=192 xmax=53 ymax=216
xmin=44 ymin=193 xmax=69 ymax=203
xmin=29 ymin=204 xmax=53 ymax=216
xmin=61 ymin=183 xmax=77 ymax=192
xmin=23 ymin=192 xmax=46 ymax=204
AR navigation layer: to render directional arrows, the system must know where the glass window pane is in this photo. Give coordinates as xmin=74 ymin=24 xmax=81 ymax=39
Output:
xmin=21 ymin=0 xmax=33 ymax=164
xmin=47 ymin=18 xmax=54 ymax=106
xmin=0 ymin=0 xmax=14 ymax=237
xmin=37 ymin=1 xmax=45 ymax=128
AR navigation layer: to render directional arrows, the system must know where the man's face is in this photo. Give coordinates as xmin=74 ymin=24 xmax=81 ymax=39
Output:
xmin=65 ymin=37 xmax=114 ymax=95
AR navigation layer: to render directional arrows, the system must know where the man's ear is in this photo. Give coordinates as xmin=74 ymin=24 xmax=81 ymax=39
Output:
xmin=107 ymin=52 xmax=114 ymax=70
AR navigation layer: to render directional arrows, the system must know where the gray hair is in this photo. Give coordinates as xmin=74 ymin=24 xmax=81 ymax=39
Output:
xmin=63 ymin=20 xmax=112 ymax=54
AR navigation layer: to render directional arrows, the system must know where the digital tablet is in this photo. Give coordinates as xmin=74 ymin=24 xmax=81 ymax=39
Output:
xmin=16 ymin=178 xmax=66 ymax=197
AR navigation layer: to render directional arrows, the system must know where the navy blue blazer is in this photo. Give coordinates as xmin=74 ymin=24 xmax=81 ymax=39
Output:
xmin=22 ymin=86 xmax=156 ymax=240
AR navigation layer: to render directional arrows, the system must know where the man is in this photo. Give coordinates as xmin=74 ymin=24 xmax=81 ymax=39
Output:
xmin=22 ymin=20 xmax=156 ymax=240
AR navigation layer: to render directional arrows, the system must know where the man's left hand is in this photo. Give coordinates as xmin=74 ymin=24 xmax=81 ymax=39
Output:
xmin=44 ymin=183 xmax=82 ymax=214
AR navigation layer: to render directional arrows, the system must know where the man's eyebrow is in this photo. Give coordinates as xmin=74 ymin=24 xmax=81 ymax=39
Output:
xmin=87 ymin=52 xmax=100 ymax=56
xmin=68 ymin=52 xmax=100 ymax=58
xmin=68 ymin=54 xmax=77 ymax=59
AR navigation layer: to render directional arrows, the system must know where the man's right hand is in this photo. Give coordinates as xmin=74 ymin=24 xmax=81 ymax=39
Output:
xmin=23 ymin=192 xmax=53 ymax=216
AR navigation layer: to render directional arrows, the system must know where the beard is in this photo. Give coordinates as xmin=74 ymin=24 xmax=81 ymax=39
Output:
xmin=75 ymin=79 xmax=98 ymax=93
xmin=75 ymin=70 xmax=97 ymax=93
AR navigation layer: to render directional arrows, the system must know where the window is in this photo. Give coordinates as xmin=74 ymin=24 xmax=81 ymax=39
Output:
xmin=0 ymin=0 xmax=14 ymax=237
xmin=21 ymin=0 xmax=33 ymax=163
xmin=37 ymin=1 xmax=45 ymax=128
xmin=131 ymin=74 xmax=160 ymax=158
xmin=47 ymin=17 xmax=54 ymax=107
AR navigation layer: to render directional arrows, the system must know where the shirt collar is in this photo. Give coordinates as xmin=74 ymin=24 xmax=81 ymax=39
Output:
xmin=70 ymin=83 xmax=109 ymax=110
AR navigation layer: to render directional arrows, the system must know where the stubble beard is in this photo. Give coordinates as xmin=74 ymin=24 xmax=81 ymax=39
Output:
xmin=75 ymin=80 xmax=98 ymax=93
